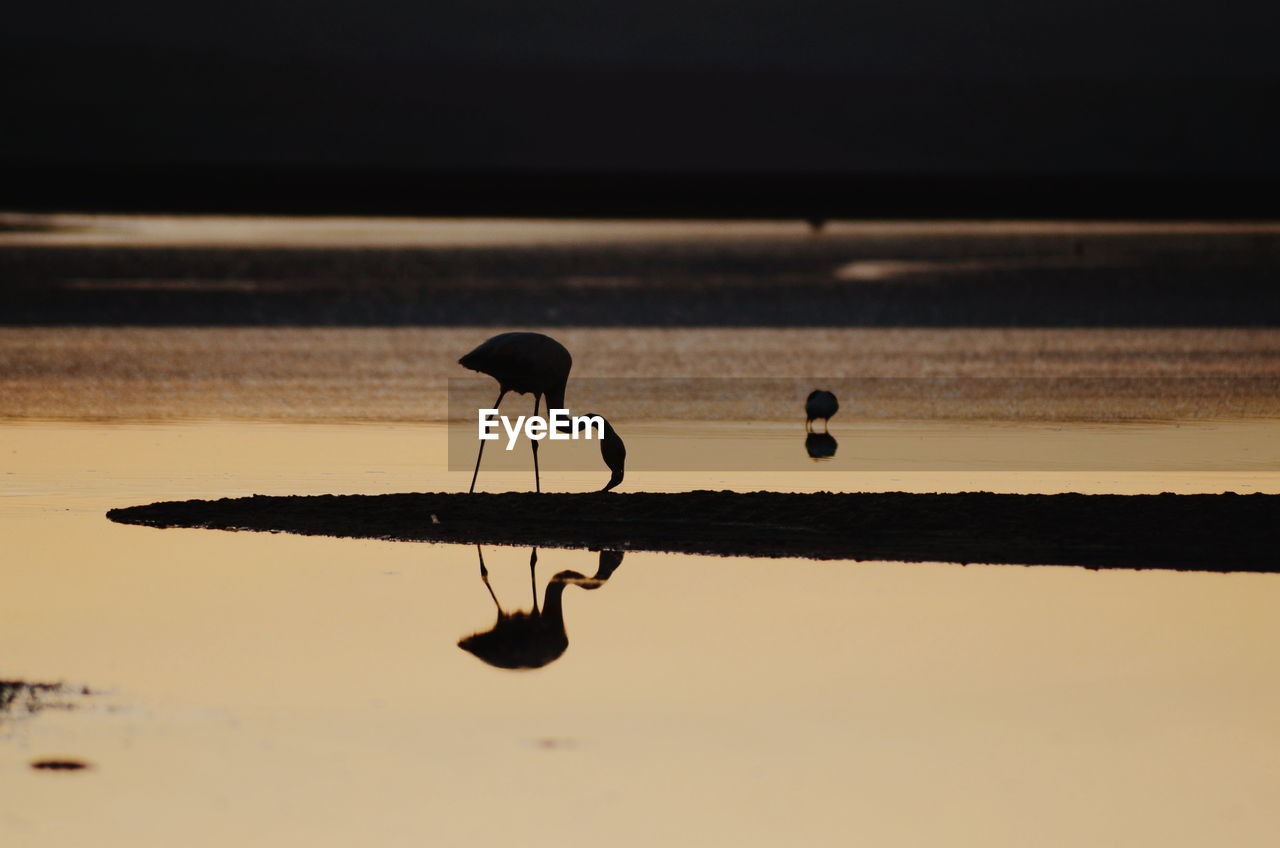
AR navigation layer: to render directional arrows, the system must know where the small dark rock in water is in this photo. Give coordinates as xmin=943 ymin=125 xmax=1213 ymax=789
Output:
xmin=31 ymin=760 xmax=90 ymax=771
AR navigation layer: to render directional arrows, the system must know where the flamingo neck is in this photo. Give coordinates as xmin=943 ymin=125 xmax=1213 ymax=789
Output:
xmin=542 ymin=570 xmax=587 ymax=621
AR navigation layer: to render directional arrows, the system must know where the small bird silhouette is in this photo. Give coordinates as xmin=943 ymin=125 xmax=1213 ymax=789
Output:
xmin=805 ymin=389 xmax=839 ymax=432
xmin=458 ymin=332 xmax=571 ymax=493
xmin=458 ymin=547 xmax=624 ymax=670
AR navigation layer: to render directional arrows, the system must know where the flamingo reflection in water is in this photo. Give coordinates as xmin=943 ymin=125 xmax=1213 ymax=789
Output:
xmin=458 ymin=546 xmax=625 ymax=670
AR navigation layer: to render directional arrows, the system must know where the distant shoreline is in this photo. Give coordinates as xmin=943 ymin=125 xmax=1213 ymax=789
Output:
xmin=6 ymin=220 xmax=1280 ymax=326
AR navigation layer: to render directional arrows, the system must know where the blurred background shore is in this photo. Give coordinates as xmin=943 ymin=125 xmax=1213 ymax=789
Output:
xmin=4 ymin=214 xmax=1279 ymax=424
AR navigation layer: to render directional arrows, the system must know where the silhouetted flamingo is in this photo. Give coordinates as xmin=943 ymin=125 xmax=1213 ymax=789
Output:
xmin=459 ymin=332 xmax=571 ymax=493
xmin=459 ymin=332 xmax=626 ymax=493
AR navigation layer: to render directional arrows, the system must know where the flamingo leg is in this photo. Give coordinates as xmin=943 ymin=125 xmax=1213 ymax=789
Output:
xmin=529 ymin=547 xmax=539 ymax=613
xmin=531 ymin=393 xmax=543 ymax=493
xmin=469 ymin=389 xmax=507 ymax=494
xmin=477 ymin=545 xmax=501 ymax=613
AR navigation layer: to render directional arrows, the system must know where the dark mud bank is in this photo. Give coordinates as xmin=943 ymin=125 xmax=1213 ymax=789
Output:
xmin=107 ymin=491 xmax=1280 ymax=572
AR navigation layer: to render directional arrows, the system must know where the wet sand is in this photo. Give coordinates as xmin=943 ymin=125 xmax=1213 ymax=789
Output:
xmin=108 ymin=490 xmax=1280 ymax=572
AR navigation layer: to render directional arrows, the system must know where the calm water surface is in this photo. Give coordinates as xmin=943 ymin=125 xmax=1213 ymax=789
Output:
xmin=2 ymin=417 xmax=1279 ymax=846
xmin=3 ymin=218 xmax=1280 ymax=844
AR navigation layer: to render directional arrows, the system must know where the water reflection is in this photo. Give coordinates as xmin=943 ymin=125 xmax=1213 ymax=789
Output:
xmin=805 ymin=431 xmax=838 ymax=460
xmin=458 ymin=547 xmax=624 ymax=670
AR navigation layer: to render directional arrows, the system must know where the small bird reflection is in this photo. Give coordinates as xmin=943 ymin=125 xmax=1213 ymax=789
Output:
xmin=458 ymin=546 xmax=624 ymax=670
xmin=805 ymin=431 xmax=838 ymax=460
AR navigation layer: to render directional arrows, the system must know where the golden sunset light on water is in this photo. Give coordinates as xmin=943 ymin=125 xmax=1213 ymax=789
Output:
xmin=10 ymin=0 xmax=1280 ymax=830
xmin=4 ymin=205 xmax=1280 ymax=847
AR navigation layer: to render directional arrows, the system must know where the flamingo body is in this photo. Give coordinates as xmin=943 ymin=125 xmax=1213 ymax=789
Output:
xmin=458 ymin=332 xmax=571 ymax=411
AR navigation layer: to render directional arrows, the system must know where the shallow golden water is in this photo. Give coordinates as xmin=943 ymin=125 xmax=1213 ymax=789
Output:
xmin=2 ymin=420 xmax=1280 ymax=847
xmin=4 ymin=217 xmax=1280 ymax=844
